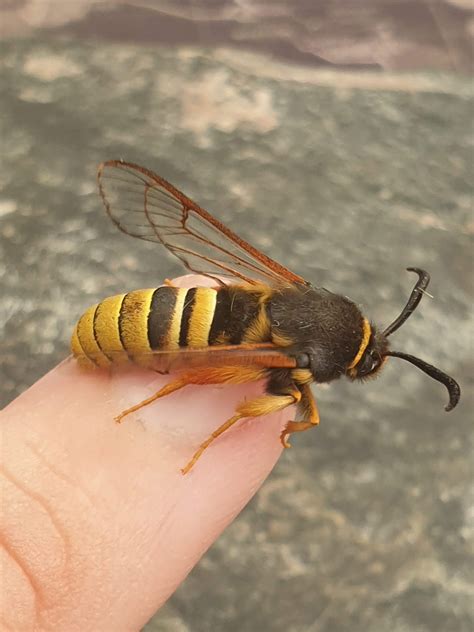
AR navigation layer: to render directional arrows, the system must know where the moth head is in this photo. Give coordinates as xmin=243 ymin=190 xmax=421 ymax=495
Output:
xmin=346 ymin=268 xmax=460 ymax=412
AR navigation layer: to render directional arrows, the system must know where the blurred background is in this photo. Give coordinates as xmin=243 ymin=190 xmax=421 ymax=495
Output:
xmin=0 ymin=2 xmax=472 ymax=631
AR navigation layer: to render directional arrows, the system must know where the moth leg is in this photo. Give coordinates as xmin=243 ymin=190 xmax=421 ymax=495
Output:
xmin=116 ymin=366 xmax=266 ymax=423
xmin=280 ymin=384 xmax=320 ymax=448
xmin=182 ymin=389 xmax=301 ymax=475
xmin=115 ymin=376 xmax=190 ymax=423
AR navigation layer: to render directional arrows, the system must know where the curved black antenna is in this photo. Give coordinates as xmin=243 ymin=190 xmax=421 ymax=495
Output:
xmin=383 ymin=268 xmax=430 ymax=337
xmin=385 ymin=350 xmax=460 ymax=411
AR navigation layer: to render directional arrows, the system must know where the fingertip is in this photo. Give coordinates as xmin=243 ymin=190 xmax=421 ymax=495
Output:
xmin=2 ymin=271 xmax=290 ymax=627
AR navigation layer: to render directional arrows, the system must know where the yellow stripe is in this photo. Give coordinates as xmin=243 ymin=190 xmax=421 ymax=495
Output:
xmin=347 ymin=318 xmax=372 ymax=369
xmin=165 ymin=288 xmax=187 ymax=349
xmin=119 ymin=289 xmax=155 ymax=356
xmin=94 ymin=294 xmax=127 ymax=364
xmin=291 ymin=368 xmax=313 ymax=385
xmin=70 ymin=324 xmax=96 ymax=368
xmin=242 ymin=294 xmax=272 ymax=344
xmin=70 ymin=324 xmax=83 ymax=357
xmin=76 ymin=305 xmax=111 ymax=368
xmin=187 ymin=288 xmax=217 ymax=347
xmin=271 ymin=330 xmax=294 ymax=347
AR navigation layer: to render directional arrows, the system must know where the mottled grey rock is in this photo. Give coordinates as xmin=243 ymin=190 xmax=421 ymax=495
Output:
xmin=0 ymin=38 xmax=472 ymax=632
xmin=2 ymin=1 xmax=472 ymax=72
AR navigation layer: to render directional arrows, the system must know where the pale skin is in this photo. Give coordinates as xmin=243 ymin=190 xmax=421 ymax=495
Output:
xmin=0 ymin=276 xmax=307 ymax=632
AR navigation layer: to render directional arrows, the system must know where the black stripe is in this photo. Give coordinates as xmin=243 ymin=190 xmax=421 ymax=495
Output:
xmin=91 ymin=303 xmax=103 ymax=353
xmin=147 ymin=287 xmax=178 ymax=349
xmin=77 ymin=305 xmax=100 ymax=367
xmin=208 ymin=288 xmax=232 ymax=345
xmin=227 ymin=290 xmax=261 ymax=344
xmin=118 ymin=292 xmax=131 ymax=352
xmin=179 ymin=288 xmax=197 ymax=347
xmin=92 ymin=301 xmax=112 ymax=362
xmin=92 ymin=297 xmax=127 ymax=361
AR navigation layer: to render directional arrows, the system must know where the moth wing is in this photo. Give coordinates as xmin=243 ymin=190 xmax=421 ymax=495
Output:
xmin=77 ymin=343 xmax=297 ymax=372
xmin=98 ymin=160 xmax=308 ymax=287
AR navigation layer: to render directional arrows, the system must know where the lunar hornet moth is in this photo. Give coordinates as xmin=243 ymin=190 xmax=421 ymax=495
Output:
xmin=71 ymin=161 xmax=461 ymax=473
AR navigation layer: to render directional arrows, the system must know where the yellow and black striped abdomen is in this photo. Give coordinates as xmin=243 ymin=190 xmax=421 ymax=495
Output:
xmin=71 ymin=285 xmax=271 ymax=369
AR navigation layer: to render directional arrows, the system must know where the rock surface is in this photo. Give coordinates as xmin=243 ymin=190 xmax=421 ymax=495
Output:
xmin=1 ymin=1 xmax=473 ymax=72
xmin=0 ymin=37 xmax=472 ymax=632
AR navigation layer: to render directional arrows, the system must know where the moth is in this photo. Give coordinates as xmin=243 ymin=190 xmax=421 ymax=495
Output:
xmin=71 ymin=161 xmax=460 ymax=473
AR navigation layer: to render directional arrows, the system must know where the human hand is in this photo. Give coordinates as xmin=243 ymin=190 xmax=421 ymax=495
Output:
xmin=0 ymin=275 xmax=287 ymax=631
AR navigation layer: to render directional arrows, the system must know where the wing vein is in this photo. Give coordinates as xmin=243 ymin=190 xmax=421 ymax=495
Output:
xmin=97 ymin=160 xmax=309 ymax=288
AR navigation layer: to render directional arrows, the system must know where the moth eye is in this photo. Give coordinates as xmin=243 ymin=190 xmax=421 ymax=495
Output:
xmin=358 ymin=352 xmax=377 ymax=376
xmin=296 ymin=353 xmax=311 ymax=368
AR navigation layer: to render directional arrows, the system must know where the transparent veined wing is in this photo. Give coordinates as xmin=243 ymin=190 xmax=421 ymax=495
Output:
xmin=98 ymin=160 xmax=309 ymax=287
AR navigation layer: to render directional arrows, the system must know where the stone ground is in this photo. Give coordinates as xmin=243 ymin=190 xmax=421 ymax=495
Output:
xmin=2 ymin=1 xmax=472 ymax=73
xmin=0 ymin=37 xmax=472 ymax=632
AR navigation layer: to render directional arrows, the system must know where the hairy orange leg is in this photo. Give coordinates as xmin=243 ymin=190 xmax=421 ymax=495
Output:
xmin=182 ymin=389 xmax=301 ymax=474
xmin=115 ymin=377 xmax=189 ymax=423
xmin=280 ymin=384 xmax=320 ymax=448
xmin=115 ymin=366 xmax=266 ymax=423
